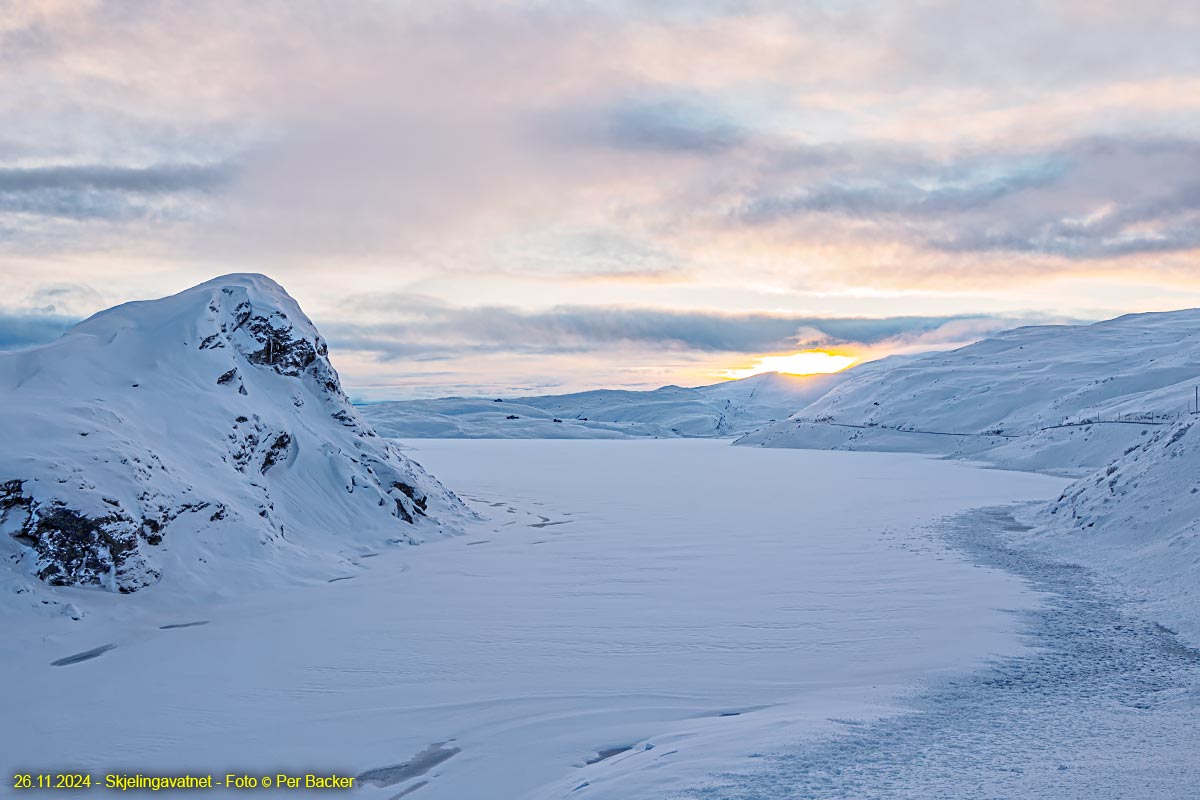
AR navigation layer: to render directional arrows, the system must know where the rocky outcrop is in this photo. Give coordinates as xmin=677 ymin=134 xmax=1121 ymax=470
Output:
xmin=0 ymin=481 xmax=158 ymax=592
xmin=0 ymin=274 xmax=467 ymax=594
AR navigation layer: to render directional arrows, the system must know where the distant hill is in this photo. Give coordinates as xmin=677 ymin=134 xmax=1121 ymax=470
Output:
xmin=737 ymin=309 xmax=1200 ymax=475
xmin=358 ymin=371 xmax=846 ymax=440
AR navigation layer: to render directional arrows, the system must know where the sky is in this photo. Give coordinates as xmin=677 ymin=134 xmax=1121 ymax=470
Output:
xmin=1 ymin=1 xmax=1199 ymax=399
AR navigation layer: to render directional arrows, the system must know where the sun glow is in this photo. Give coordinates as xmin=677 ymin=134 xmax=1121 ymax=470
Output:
xmin=719 ymin=350 xmax=859 ymax=380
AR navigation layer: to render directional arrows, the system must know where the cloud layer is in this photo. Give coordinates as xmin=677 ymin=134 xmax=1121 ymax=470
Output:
xmin=325 ymin=299 xmax=1024 ymax=359
xmin=318 ymin=300 xmax=1059 ymax=398
xmin=1 ymin=1 xmax=1198 ymax=395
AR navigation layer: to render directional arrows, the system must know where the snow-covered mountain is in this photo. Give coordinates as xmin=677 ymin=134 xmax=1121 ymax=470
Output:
xmin=738 ymin=309 xmax=1200 ymax=474
xmin=359 ymin=371 xmax=844 ymax=440
xmin=0 ymin=274 xmax=466 ymax=597
xmin=735 ymin=306 xmax=1200 ymax=645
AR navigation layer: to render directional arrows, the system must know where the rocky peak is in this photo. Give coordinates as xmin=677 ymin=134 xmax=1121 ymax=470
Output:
xmin=0 ymin=274 xmax=467 ymax=597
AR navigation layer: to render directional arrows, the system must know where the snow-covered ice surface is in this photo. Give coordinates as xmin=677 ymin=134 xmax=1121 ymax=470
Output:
xmin=692 ymin=506 xmax=1200 ymax=799
xmin=731 ymin=308 xmax=1200 ymax=726
xmin=2 ymin=440 xmax=1068 ymax=799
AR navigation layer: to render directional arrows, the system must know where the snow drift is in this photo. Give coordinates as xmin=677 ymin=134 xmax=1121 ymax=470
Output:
xmin=0 ymin=274 xmax=465 ymax=594
xmin=1039 ymin=418 xmax=1200 ymax=645
xmin=360 ymin=371 xmax=844 ymax=440
xmin=738 ymin=309 xmax=1200 ymax=474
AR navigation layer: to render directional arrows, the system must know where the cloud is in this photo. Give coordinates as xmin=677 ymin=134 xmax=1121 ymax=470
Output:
xmin=0 ymin=161 xmax=236 ymax=225
xmin=730 ymin=136 xmax=1200 ymax=261
xmin=323 ymin=297 xmax=1045 ymax=362
xmin=2 ymin=1 xmax=1198 ymax=279
xmin=321 ymin=298 xmax=1074 ymax=399
xmin=602 ymin=96 xmax=745 ymax=153
xmin=741 ymin=159 xmax=1066 ymax=219
xmin=1 ymin=0 xmax=1199 ymax=395
xmin=0 ymin=163 xmax=234 ymax=193
xmin=0 ymin=312 xmax=74 ymax=349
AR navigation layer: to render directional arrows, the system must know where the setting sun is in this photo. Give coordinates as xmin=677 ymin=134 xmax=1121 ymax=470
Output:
xmin=719 ymin=350 xmax=859 ymax=380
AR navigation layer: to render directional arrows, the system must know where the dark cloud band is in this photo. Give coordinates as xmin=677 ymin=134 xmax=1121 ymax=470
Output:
xmin=0 ymin=163 xmax=235 ymax=193
xmin=0 ymin=162 xmax=236 ymax=221
xmin=322 ymin=301 xmax=1039 ymax=361
xmin=732 ymin=136 xmax=1200 ymax=258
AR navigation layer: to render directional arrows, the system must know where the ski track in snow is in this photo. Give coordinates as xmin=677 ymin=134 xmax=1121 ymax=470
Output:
xmin=685 ymin=504 xmax=1200 ymax=800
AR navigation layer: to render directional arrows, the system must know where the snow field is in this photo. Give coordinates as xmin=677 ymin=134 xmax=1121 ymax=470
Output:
xmin=2 ymin=441 xmax=1066 ymax=799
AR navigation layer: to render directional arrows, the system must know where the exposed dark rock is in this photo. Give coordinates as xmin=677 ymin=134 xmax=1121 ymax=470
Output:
xmin=140 ymin=499 xmax=211 ymax=545
xmin=2 ymin=479 xmax=34 ymax=545
xmin=6 ymin=482 xmax=218 ymax=591
xmin=23 ymin=500 xmax=158 ymax=592
xmin=240 ymin=311 xmax=318 ymax=376
xmin=260 ymin=433 xmax=293 ymax=474
xmin=1 ymin=478 xmax=29 ymax=512
xmin=228 ymin=419 xmax=296 ymax=476
xmin=392 ymin=481 xmax=428 ymax=514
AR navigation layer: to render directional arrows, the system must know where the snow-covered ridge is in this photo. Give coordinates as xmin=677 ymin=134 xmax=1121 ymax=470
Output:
xmin=738 ymin=308 xmax=1200 ymax=474
xmin=0 ymin=274 xmax=466 ymax=597
xmin=360 ymin=371 xmax=845 ymax=440
xmin=1038 ymin=418 xmax=1200 ymax=645
xmin=734 ymin=306 xmax=1200 ymax=646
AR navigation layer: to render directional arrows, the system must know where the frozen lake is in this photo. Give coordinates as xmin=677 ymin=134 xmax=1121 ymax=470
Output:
xmin=2 ymin=440 xmax=1068 ymax=798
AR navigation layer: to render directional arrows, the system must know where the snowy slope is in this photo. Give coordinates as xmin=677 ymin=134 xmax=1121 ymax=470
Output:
xmin=734 ymin=306 xmax=1200 ymax=647
xmin=360 ymin=371 xmax=843 ymax=440
xmin=738 ymin=309 xmax=1200 ymax=474
xmin=1037 ymin=418 xmax=1200 ymax=645
xmin=0 ymin=274 xmax=466 ymax=599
